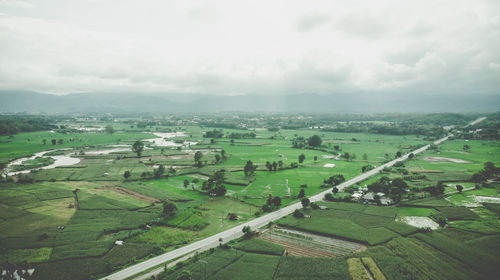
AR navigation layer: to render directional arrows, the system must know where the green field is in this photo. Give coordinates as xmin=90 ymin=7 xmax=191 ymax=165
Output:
xmin=1 ymin=116 xmax=499 ymax=280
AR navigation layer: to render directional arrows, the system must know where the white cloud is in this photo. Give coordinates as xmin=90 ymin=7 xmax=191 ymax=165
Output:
xmin=0 ymin=0 xmax=498 ymax=96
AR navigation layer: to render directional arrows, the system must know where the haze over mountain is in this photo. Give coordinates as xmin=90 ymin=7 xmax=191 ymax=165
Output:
xmin=0 ymin=91 xmax=498 ymax=113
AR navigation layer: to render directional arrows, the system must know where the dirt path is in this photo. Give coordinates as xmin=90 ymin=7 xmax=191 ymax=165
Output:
xmin=286 ymin=179 xmax=290 ymax=197
xmin=108 ymin=186 xmax=160 ymax=204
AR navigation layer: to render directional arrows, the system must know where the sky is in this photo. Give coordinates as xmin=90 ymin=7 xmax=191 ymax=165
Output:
xmin=0 ymin=0 xmax=499 ymax=96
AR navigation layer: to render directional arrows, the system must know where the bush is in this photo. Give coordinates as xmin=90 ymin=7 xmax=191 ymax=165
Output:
xmin=293 ymin=209 xmax=304 ymax=218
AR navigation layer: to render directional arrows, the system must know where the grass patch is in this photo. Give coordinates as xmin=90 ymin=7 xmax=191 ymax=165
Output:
xmin=400 ymin=197 xmax=453 ymax=207
xmin=361 ymin=257 xmax=387 ymax=280
xmin=233 ymin=238 xmax=284 ymax=255
xmin=434 ymin=206 xmax=479 ymax=220
xmin=164 ymin=208 xmax=209 ymax=230
xmin=0 ymin=247 xmax=52 ymax=264
xmin=276 ymin=257 xmax=350 ymax=280
xmin=395 ymin=207 xmax=436 ymax=217
xmin=211 ymin=252 xmax=280 ymax=280
xmin=348 ymin=258 xmax=371 ymax=280
xmin=385 ymin=237 xmax=485 ymax=280
xmin=413 ymin=232 xmax=500 ymax=277
xmin=129 ymin=226 xmax=197 ymax=247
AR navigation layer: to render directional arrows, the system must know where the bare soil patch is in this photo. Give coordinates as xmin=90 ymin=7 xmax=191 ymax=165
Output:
xmin=423 ymin=156 xmax=471 ymax=164
xmin=188 ymin=174 xmax=210 ymax=180
xmin=397 ymin=216 xmax=439 ymax=230
xmin=107 ymin=186 xmax=160 ymax=204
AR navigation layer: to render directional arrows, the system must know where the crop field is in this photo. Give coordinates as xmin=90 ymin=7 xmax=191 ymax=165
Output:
xmin=261 ymin=227 xmax=364 ymax=257
xmin=1 ymin=115 xmax=499 ymax=280
xmin=278 ymin=202 xmax=417 ymax=245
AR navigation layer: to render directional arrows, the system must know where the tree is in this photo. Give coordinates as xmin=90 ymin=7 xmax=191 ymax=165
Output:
xmin=343 ymin=152 xmax=350 ymax=161
xmin=213 ymin=170 xmax=225 ymax=185
xmin=266 ymin=161 xmax=272 ymax=171
xmin=431 ymin=213 xmax=447 ymax=227
xmin=194 ymin=151 xmax=203 ymax=167
xmin=396 ymin=151 xmax=402 ymax=158
xmin=105 ymin=125 xmax=115 ymax=135
xmin=314 ymin=156 xmax=318 ymax=161
xmin=272 ymin=161 xmax=277 ymax=171
xmin=215 ymin=154 xmax=221 ymax=163
xmin=51 ymin=139 xmax=56 ymax=145
xmin=408 ymin=153 xmax=414 ymax=159
xmin=293 ymin=209 xmax=304 ymax=218
xmin=463 ymin=144 xmax=471 ymax=151
xmin=123 ymin=170 xmax=131 ymax=180
xmin=183 ymin=179 xmax=189 ymax=188
xmin=42 ymin=139 xmax=47 ymax=145
xmin=362 ymin=165 xmax=374 ymax=172
xmin=298 ymin=189 xmax=305 ymax=198
xmin=242 ymin=225 xmax=252 ymax=236
xmin=391 ymin=178 xmax=408 ymax=190
xmin=471 ymin=172 xmax=486 ymax=183
xmin=362 ymin=153 xmax=368 ymax=160
xmin=271 ymin=196 xmax=281 ymax=207
xmin=163 ymin=200 xmax=177 ymax=217
xmin=154 ymin=164 xmax=165 ymax=178
xmin=301 ymin=198 xmax=310 ymax=208
xmin=58 ymin=139 xmax=63 ymax=145
xmin=308 ymin=135 xmax=322 ymax=147
xmin=298 ymin=154 xmax=305 ymax=163
xmin=456 ymin=184 xmax=463 ymax=193
xmin=244 ymin=160 xmax=257 ymax=176
xmin=132 ymin=141 xmax=144 ymax=158
xmin=332 ymin=187 xmax=339 ymax=194
xmin=484 ymin=162 xmax=496 ymax=177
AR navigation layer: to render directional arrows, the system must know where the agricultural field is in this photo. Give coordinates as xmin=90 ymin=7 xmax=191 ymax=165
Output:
xmin=0 ymin=114 xmax=499 ymax=280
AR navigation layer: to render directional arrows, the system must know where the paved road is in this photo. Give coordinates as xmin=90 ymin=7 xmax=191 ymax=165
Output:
xmin=466 ymin=117 xmax=487 ymax=127
xmin=100 ymin=131 xmax=464 ymax=280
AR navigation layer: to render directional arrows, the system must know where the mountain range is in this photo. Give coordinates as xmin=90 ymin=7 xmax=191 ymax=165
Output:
xmin=0 ymin=91 xmax=498 ymax=114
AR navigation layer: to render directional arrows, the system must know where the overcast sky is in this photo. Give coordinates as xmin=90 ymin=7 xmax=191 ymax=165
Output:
xmin=0 ymin=0 xmax=499 ymax=96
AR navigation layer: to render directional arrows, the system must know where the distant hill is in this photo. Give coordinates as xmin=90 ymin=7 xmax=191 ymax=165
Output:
xmin=0 ymin=91 xmax=498 ymax=114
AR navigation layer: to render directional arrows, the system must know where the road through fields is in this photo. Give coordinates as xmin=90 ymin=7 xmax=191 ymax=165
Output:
xmin=102 ymin=118 xmax=484 ymax=280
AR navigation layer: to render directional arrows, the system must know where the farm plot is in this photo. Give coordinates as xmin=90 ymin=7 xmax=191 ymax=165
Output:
xmin=385 ymin=238 xmax=486 ymax=280
xmin=279 ymin=202 xmax=417 ymax=245
xmin=162 ymin=249 xmax=245 ymax=280
xmin=261 ymin=227 xmax=364 ymax=257
xmin=232 ymin=237 xmax=284 ymax=255
xmin=211 ymin=252 xmax=280 ymax=280
xmin=274 ymin=256 xmax=350 ymax=280
xmin=413 ymin=232 xmax=500 ymax=277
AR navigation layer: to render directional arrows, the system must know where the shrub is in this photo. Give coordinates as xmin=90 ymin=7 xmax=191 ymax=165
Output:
xmin=293 ymin=209 xmax=304 ymax=218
